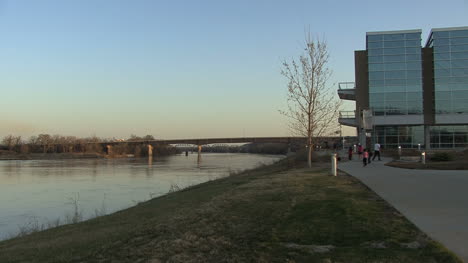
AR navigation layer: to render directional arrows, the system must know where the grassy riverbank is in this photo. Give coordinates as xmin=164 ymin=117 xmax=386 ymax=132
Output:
xmin=0 ymin=157 xmax=461 ymax=262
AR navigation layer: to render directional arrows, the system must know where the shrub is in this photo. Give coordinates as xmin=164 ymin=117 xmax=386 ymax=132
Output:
xmin=430 ymin=152 xmax=454 ymax=162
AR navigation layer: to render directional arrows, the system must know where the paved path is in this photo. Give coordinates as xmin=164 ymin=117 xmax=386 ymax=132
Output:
xmin=339 ymin=157 xmax=468 ymax=262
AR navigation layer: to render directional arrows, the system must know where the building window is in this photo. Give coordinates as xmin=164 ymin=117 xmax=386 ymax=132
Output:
xmin=367 ymin=32 xmax=423 ymax=116
xmin=374 ymin=125 xmax=424 ymax=148
xmin=430 ymin=125 xmax=468 ymax=148
xmin=429 ymin=29 xmax=468 ymax=114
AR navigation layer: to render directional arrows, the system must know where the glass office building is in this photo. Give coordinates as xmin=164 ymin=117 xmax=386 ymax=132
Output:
xmin=339 ymin=27 xmax=468 ymax=149
xmin=427 ymin=28 xmax=468 ymax=115
xmin=427 ymin=27 xmax=468 ymax=148
xmin=367 ymin=30 xmax=423 ymax=116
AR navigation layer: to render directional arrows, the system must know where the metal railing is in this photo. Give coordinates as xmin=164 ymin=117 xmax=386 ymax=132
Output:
xmin=339 ymin=111 xmax=356 ymax=119
xmin=338 ymin=82 xmax=355 ymax=90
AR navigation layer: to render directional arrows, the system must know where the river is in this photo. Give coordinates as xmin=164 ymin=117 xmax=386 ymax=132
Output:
xmin=0 ymin=153 xmax=283 ymax=240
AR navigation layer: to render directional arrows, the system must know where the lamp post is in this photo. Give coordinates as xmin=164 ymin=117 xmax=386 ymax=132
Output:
xmin=331 ymin=153 xmax=337 ymax=176
xmin=340 ymin=124 xmax=344 ymax=150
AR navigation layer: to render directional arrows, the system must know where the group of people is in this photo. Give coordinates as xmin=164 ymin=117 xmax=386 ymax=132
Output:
xmin=347 ymin=142 xmax=381 ymax=167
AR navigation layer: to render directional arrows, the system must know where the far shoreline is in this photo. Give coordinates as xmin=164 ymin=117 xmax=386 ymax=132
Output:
xmin=0 ymin=151 xmax=288 ymax=161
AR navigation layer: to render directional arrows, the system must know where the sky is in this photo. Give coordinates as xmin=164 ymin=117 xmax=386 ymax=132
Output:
xmin=1 ymin=0 xmax=467 ymax=139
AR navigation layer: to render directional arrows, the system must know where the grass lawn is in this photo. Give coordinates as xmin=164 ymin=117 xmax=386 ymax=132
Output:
xmin=0 ymin=158 xmax=461 ymax=262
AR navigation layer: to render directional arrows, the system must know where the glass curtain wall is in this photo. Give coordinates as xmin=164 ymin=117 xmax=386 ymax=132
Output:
xmin=430 ymin=125 xmax=468 ymax=148
xmin=374 ymin=125 xmax=424 ymax=148
xmin=367 ymin=31 xmax=423 ymax=116
xmin=428 ymin=29 xmax=468 ymax=114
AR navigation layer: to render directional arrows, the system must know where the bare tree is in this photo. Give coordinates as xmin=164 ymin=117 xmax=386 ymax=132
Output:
xmin=83 ymin=135 xmax=103 ymax=153
xmin=127 ymin=134 xmax=141 ymax=141
xmin=65 ymin=136 xmax=78 ymax=153
xmin=142 ymin=135 xmax=155 ymax=141
xmin=281 ymin=33 xmax=340 ymax=168
xmin=37 ymin=134 xmax=52 ymax=153
xmin=2 ymin=135 xmax=21 ymax=151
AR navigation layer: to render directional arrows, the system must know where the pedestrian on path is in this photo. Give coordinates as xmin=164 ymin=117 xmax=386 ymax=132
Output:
xmin=372 ymin=142 xmax=381 ymax=161
xmin=358 ymin=144 xmax=363 ymax=160
xmin=368 ymin=148 xmax=373 ymax=164
xmin=363 ymin=149 xmax=369 ymax=167
xmin=348 ymin=146 xmax=353 ymax=160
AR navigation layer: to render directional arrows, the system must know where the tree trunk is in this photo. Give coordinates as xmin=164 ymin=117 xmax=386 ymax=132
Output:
xmin=307 ymin=144 xmax=312 ymax=168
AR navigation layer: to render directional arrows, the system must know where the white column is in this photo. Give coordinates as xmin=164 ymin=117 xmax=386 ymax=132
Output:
xmin=331 ymin=153 xmax=337 ymax=176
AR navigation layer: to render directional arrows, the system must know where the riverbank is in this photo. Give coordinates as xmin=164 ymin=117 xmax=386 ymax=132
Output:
xmin=0 ymin=156 xmax=461 ymax=262
xmin=0 ymin=151 xmax=105 ymax=160
xmin=0 ymin=152 xmax=153 ymax=160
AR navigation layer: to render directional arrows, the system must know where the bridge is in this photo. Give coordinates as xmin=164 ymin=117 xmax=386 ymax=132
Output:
xmin=1 ymin=136 xmax=346 ymax=156
xmin=99 ymin=137 xmax=309 ymax=157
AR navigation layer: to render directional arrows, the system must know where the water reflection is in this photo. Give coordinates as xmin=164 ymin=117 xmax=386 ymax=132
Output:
xmin=146 ymin=156 xmax=153 ymax=178
xmin=0 ymin=153 xmax=282 ymax=239
xmin=91 ymin=160 xmax=98 ymax=179
xmin=197 ymin=153 xmax=202 ymax=167
xmin=3 ymin=161 xmax=22 ymax=178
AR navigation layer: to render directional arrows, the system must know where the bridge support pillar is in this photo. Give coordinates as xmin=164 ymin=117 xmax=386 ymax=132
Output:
xmin=286 ymin=144 xmax=292 ymax=156
xmin=148 ymin=144 xmax=153 ymax=157
xmin=106 ymin=145 xmax=112 ymax=155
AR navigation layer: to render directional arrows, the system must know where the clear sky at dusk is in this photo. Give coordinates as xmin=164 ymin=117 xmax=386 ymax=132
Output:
xmin=1 ymin=0 xmax=467 ymax=139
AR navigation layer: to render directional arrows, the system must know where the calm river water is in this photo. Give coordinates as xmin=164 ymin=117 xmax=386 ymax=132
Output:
xmin=0 ymin=153 xmax=282 ymax=239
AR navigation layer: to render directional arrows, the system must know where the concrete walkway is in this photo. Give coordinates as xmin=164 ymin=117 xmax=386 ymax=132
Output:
xmin=339 ymin=157 xmax=468 ymax=262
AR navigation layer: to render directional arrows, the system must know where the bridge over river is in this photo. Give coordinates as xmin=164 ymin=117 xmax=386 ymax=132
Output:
xmin=0 ymin=136 xmax=347 ymax=157
xmin=99 ymin=137 xmax=310 ymax=156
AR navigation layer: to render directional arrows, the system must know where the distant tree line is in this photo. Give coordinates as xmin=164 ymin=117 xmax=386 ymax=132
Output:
xmin=198 ymin=143 xmax=291 ymax=155
xmin=0 ymin=134 xmax=177 ymax=156
xmin=199 ymin=139 xmax=345 ymax=155
xmin=1 ymin=134 xmax=346 ymax=157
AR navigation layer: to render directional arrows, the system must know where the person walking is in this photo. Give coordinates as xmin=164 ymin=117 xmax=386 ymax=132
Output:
xmin=372 ymin=142 xmax=381 ymax=161
xmin=357 ymin=144 xmax=363 ymax=160
xmin=348 ymin=146 xmax=353 ymax=160
xmin=363 ymin=149 xmax=369 ymax=167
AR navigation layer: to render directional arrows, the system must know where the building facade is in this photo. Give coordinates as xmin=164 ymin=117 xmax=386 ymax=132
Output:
xmin=338 ymin=26 xmax=468 ymax=149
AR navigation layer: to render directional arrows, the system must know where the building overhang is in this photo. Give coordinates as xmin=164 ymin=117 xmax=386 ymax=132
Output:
xmin=339 ymin=111 xmax=358 ymax=127
xmin=337 ymin=89 xmax=356 ymax=100
xmin=338 ymin=118 xmax=358 ymax=127
xmin=337 ymin=82 xmax=356 ymax=101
